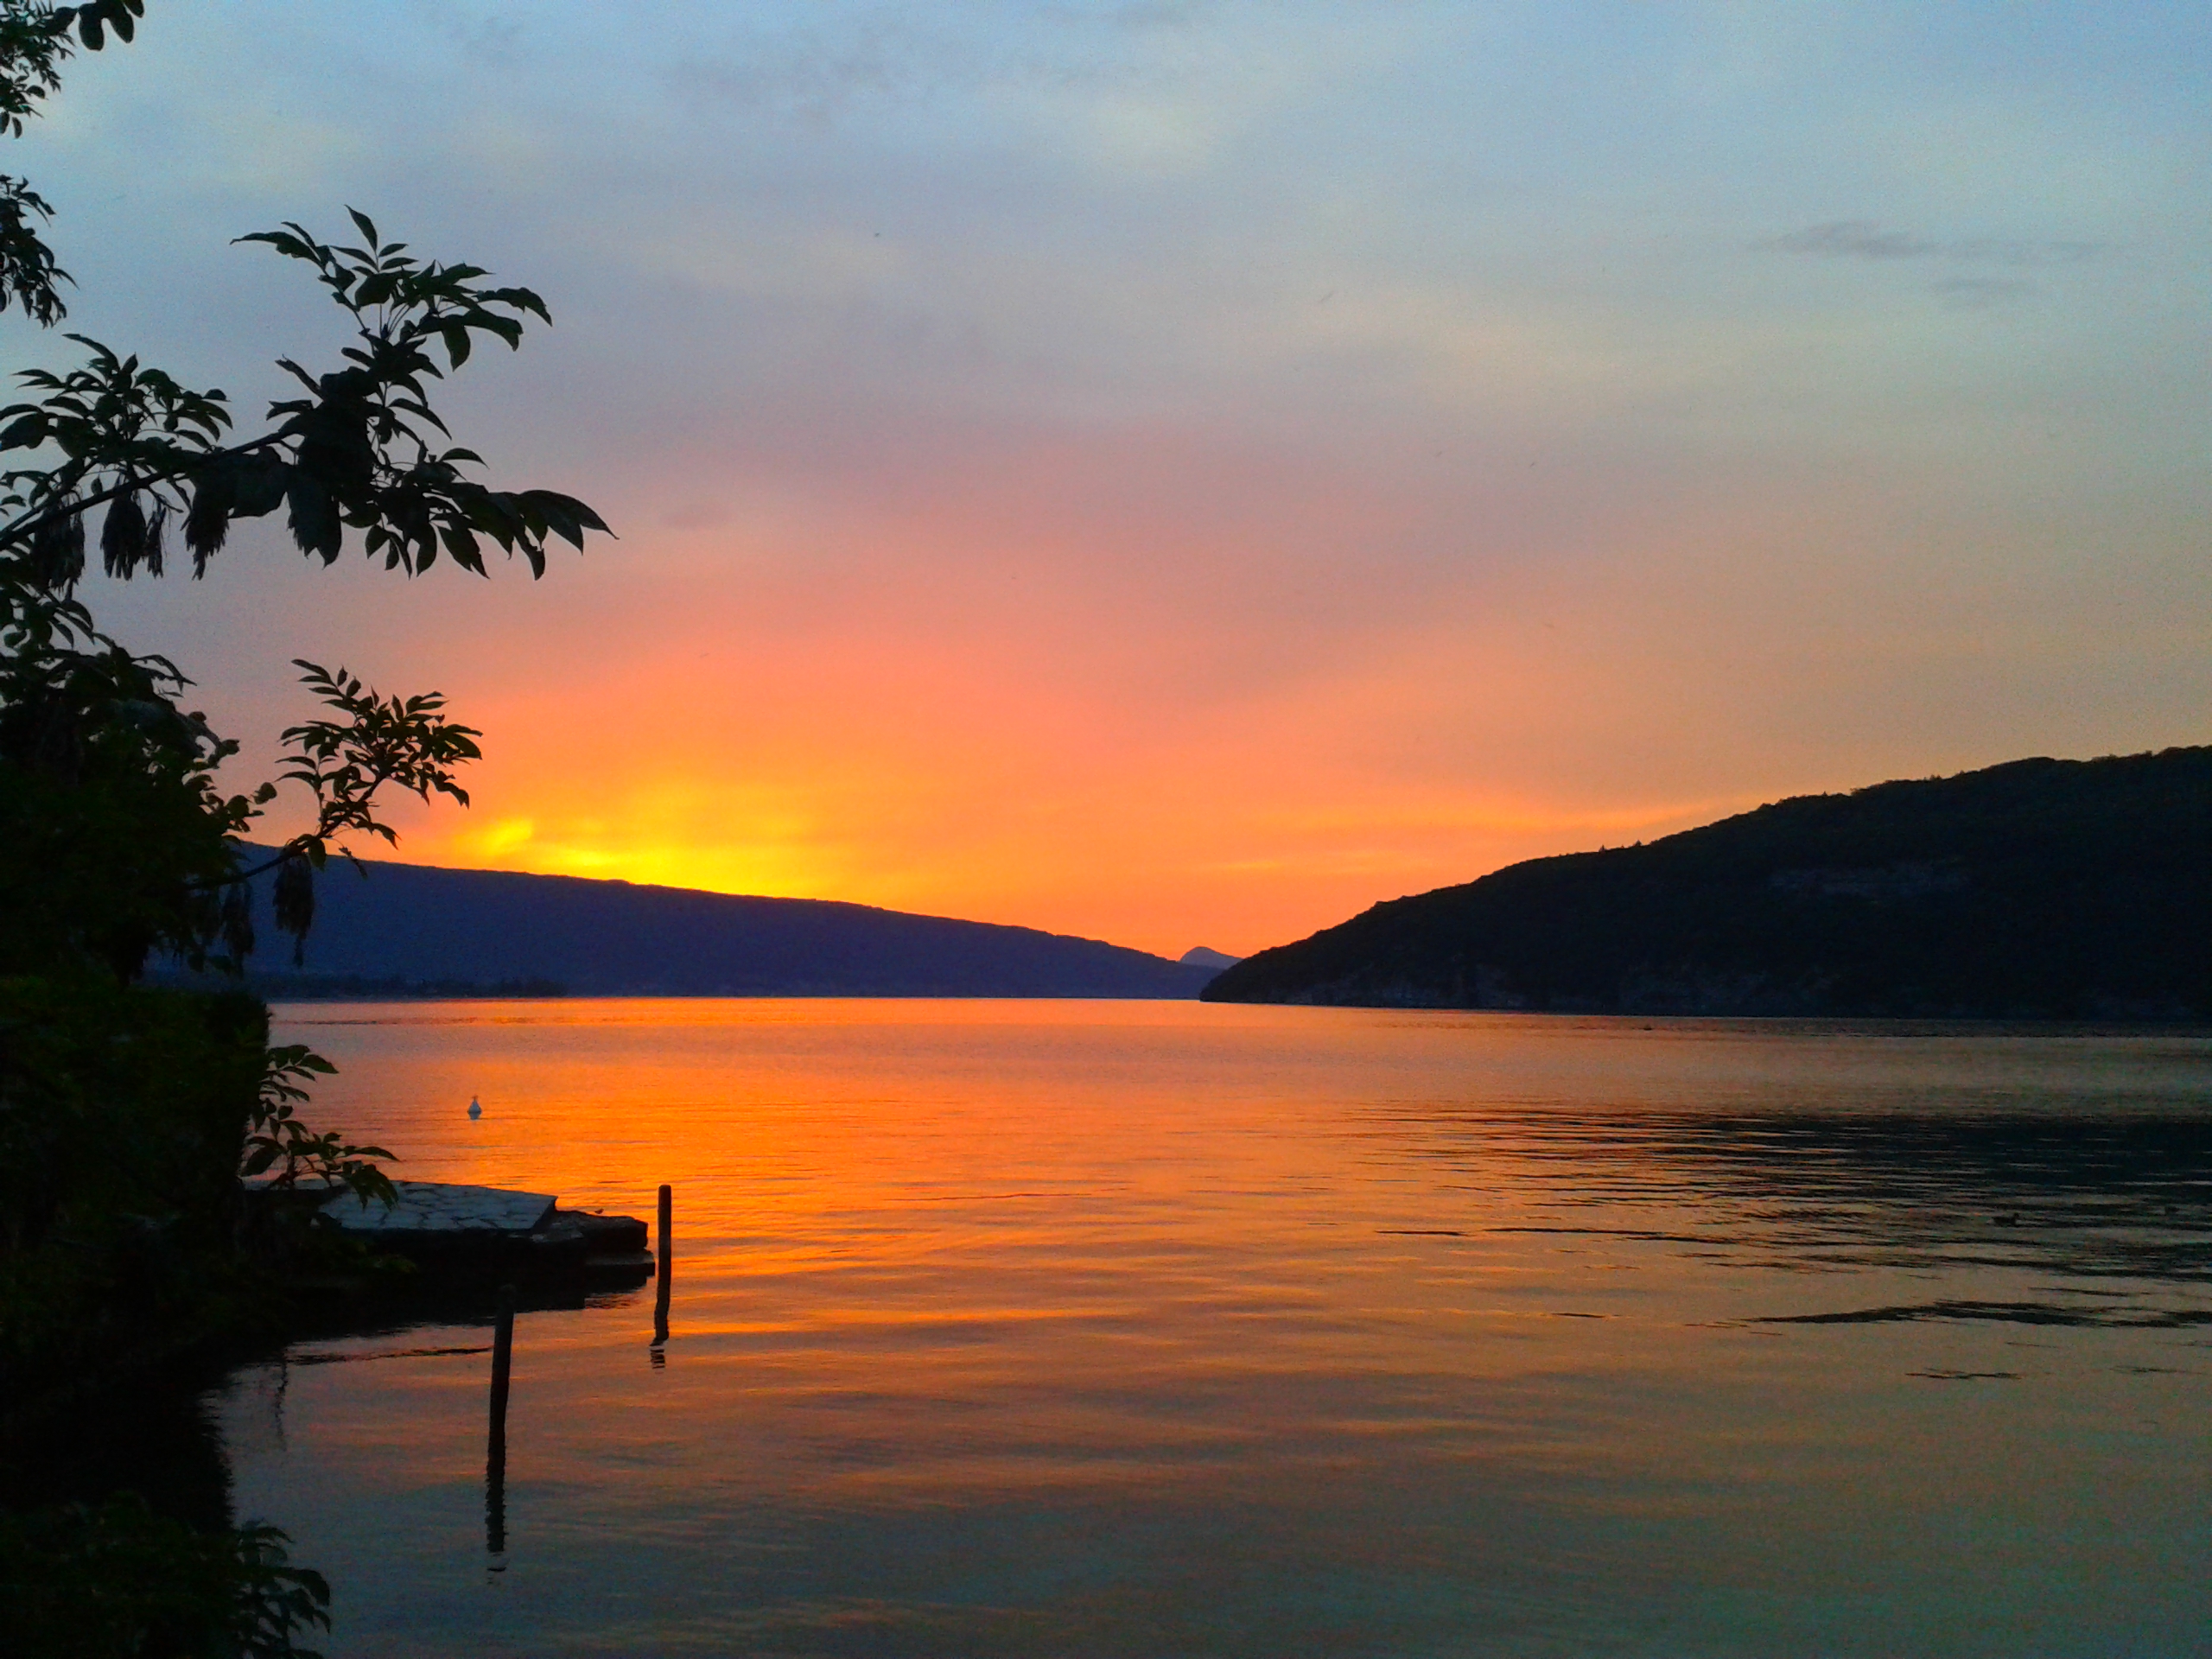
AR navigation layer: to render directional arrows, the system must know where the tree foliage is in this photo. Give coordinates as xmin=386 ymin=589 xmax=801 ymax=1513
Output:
xmin=244 ymin=1043 xmax=395 ymax=1206
xmin=0 ymin=570 xmax=489 ymax=977
xmin=0 ymin=210 xmax=607 ymax=586
xmin=0 ymin=1491 xmax=333 ymax=1659
xmin=0 ymin=6 xmax=143 ymax=327
xmin=0 ymin=0 xmax=607 ymax=974
xmin=0 ymin=12 xmax=605 ymax=1645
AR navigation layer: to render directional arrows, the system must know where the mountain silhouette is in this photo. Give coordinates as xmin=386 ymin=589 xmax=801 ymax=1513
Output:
xmin=213 ymin=851 xmax=1217 ymax=1000
xmin=1204 ymin=747 xmax=2212 ymax=1018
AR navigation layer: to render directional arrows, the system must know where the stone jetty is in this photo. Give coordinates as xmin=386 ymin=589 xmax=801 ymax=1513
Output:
xmin=315 ymin=1179 xmax=656 ymax=1285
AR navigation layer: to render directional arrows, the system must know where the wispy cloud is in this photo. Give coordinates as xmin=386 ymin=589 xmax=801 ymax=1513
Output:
xmin=1945 ymin=237 xmax=2098 ymax=268
xmin=1762 ymin=221 xmax=1938 ymax=259
xmin=1930 ymin=276 xmax=2034 ymax=309
xmin=1760 ymin=221 xmax=2098 ymax=267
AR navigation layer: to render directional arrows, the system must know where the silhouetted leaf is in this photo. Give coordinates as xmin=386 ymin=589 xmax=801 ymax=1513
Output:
xmin=98 ymin=490 xmax=143 ymax=577
xmin=284 ymin=470 xmax=339 ymax=560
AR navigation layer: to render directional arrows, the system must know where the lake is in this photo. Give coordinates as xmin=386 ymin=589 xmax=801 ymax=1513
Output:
xmin=216 ymin=999 xmax=2212 ymax=1656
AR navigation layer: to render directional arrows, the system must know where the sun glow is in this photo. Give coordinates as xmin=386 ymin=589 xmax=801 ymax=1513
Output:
xmin=111 ymin=0 xmax=2208 ymax=963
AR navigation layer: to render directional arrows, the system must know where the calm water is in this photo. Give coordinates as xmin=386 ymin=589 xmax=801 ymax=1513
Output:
xmin=214 ymin=1000 xmax=2212 ymax=1656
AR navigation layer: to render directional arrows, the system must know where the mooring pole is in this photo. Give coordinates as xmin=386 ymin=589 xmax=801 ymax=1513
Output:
xmin=486 ymin=1282 xmax=515 ymax=1554
xmin=490 ymin=1283 xmax=516 ymax=1436
xmin=652 ymin=1184 xmax=672 ymax=1348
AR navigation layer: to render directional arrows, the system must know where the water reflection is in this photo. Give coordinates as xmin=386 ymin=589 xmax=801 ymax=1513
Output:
xmin=485 ymin=1287 xmax=515 ymax=1560
xmin=213 ymin=1002 xmax=2212 ymax=1657
xmin=1374 ymin=1102 xmax=2212 ymax=1327
xmin=652 ymin=1182 xmax=671 ymax=1357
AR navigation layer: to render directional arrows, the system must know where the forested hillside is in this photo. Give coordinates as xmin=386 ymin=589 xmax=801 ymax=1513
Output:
xmin=1203 ymin=749 xmax=2212 ymax=1018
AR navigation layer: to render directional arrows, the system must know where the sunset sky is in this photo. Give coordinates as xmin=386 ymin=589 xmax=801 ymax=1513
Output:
xmin=29 ymin=2 xmax=2211 ymax=958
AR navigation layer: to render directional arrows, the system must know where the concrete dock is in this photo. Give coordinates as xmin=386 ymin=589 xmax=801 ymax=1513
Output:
xmin=315 ymin=1180 xmax=656 ymax=1283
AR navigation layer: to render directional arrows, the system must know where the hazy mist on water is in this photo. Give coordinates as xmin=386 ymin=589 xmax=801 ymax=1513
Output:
xmin=219 ymin=1001 xmax=2212 ymax=1656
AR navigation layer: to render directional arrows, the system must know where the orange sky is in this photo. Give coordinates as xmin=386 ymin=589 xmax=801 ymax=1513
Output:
xmin=45 ymin=4 xmax=2212 ymax=959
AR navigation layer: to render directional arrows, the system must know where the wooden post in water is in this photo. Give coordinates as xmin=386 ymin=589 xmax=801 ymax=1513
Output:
xmin=652 ymin=1184 xmax=672 ymax=1347
xmin=486 ymin=1283 xmax=515 ymax=1554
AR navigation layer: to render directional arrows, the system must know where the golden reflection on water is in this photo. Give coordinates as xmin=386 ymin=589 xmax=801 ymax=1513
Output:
xmin=223 ymin=1001 xmax=2212 ymax=1657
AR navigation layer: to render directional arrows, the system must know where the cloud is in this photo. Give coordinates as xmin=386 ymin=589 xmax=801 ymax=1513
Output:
xmin=660 ymin=10 xmax=1167 ymax=128
xmin=1760 ymin=221 xmax=2100 ymax=267
xmin=1945 ymin=237 xmax=2098 ymax=269
xmin=1762 ymin=220 xmax=1939 ymax=258
xmin=664 ymin=32 xmax=916 ymax=124
xmin=1930 ymin=276 xmax=2033 ymax=309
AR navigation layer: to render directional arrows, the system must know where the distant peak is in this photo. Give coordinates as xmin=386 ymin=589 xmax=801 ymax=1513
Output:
xmin=1179 ymin=947 xmax=1242 ymax=969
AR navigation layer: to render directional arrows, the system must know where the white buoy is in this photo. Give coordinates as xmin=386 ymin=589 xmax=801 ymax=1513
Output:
xmin=468 ymin=1096 xmax=482 ymax=1120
